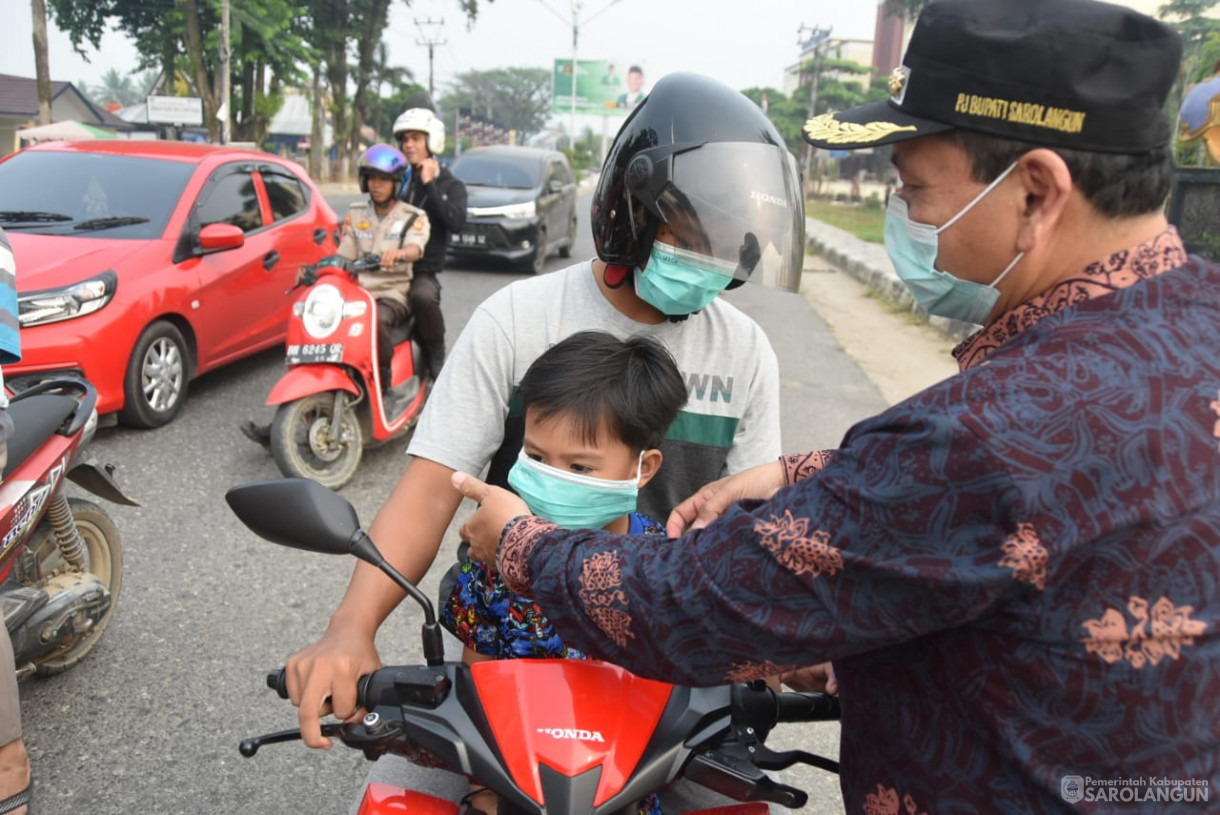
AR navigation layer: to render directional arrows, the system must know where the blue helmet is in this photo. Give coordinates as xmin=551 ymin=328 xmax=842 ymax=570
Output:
xmin=358 ymin=144 xmax=409 ymax=193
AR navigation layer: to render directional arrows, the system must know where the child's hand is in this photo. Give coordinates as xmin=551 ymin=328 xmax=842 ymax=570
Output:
xmin=776 ymin=662 xmax=838 ymax=695
xmin=452 ymin=471 xmax=531 ymax=569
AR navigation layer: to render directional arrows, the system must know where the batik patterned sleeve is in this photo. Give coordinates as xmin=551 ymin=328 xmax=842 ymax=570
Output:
xmin=522 ymin=402 xmax=1034 ymax=686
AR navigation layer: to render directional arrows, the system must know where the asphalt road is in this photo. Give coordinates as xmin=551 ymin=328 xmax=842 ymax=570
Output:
xmin=18 ymin=192 xmax=889 ymax=814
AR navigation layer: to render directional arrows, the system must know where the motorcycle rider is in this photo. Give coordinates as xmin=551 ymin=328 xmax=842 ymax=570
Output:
xmin=393 ymin=108 xmax=467 ymax=379
xmin=0 ymin=227 xmax=31 ymax=814
xmin=285 ymin=73 xmax=802 ymax=812
xmin=241 ymin=145 xmax=429 ymax=444
xmin=335 ymin=144 xmax=430 ymax=404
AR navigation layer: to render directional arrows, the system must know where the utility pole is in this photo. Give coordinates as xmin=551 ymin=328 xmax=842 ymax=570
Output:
xmin=797 ymin=24 xmax=833 ymax=188
xmin=534 ymin=0 xmax=622 ymax=149
xmin=219 ymin=0 xmax=232 ymax=143
xmin=414 ymin=17 xmax=445 ymax=104
xmin=31 ymin=0 xmax=52 ymax=125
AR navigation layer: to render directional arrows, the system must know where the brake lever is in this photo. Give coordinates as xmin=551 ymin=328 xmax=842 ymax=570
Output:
xmin=239 ymin=722 xmax=347 ymax=756
xmin=747 ymin=742 xmax=840 ymax=775
xmin=683 ymin=743 xmax=809 ymax=809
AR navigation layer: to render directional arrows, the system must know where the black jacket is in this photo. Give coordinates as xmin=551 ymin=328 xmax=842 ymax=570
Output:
xmin=400 ymin=166 xmax=467 ymax=275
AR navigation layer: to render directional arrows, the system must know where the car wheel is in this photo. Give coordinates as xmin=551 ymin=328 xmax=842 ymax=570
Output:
xmin=558 ymin=215 xmax=577 ymax=259
xmin=524 ymin=226 xmax=547 ymax=274
xmin=118 ymin=320 xmax=190 ymax=428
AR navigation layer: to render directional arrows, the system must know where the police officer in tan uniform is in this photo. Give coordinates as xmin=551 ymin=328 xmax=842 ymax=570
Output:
xmin=241 ymin=145 xmax=430 ymax=445
xmin=338 ymin=144 xmax=430 ymax=397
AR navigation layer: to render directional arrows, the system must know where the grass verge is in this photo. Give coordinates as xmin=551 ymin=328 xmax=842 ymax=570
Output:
xmin=805 ymin=199 xmax=886 ymax=244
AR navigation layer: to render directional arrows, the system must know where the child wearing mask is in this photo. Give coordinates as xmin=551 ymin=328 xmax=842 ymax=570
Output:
xmin=440 ymin=330 xmax=686 ymax=814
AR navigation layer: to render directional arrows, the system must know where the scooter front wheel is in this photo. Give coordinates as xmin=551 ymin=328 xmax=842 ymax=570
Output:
xmin=270 ymin=392 xmax=363 ymax=490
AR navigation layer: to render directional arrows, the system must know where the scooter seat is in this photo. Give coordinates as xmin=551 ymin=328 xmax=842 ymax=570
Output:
xmin=4 ymin=394 xmax=79 ymax=479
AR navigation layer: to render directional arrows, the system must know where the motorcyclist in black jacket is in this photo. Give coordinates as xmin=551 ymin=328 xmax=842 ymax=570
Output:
xmin=392 ymin=108 xmax=467 ymax=379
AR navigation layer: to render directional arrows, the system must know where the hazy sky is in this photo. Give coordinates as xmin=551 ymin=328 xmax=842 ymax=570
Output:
xmin=1 ymin=1 xmax=882 ymax=97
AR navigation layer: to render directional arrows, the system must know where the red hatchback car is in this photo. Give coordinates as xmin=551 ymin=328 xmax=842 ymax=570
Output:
xmin=0 ymin=140 xmax=339 ymax=427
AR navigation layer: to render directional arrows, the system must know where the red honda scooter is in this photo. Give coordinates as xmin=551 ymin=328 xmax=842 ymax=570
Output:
xmin=3 ymin=376 xmax=136 ymax=678
xmin=264 ymin=254 xmax=428 ymax=490
xmin=227 ymin=478 xmax=841 ymax=815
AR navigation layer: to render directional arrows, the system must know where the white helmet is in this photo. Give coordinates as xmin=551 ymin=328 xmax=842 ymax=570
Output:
xmin=392 ymin=108 xmax=446 ymax=156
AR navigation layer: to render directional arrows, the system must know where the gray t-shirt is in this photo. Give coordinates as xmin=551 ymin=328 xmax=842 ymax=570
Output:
xmin=408 ymin=260 xmax=781 ymax=520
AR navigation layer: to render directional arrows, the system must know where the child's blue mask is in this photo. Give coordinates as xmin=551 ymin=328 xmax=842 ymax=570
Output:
xmin=507 ymin=449 xmax=642 ymax=530
xmin=633 ymin=241 xmax=734 ymax=316
xmin=884 ymin=162 xmax=1023 ymax=325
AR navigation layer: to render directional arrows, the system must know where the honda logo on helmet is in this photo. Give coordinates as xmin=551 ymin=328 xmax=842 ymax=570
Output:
xmin=750 ymin=190 xmax=788 ymax=208
xmin=536 ymin=727 xmax=606 ymax=743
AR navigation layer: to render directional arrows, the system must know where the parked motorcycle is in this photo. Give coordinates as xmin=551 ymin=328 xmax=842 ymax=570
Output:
xmin=264 ymin=254 xmax=428 ymax=490
xmin=226 ymin=478 xmax=841 ymax=815
xmin=2 ymin=376 xmax=136 ymax=678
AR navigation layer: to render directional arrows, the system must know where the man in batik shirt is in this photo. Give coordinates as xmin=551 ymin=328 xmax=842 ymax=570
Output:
xmin=454 ymin=1 xmax=1220 ymax=812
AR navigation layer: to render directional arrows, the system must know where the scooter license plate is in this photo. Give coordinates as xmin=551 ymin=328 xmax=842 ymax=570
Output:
xmin=286 ymin=343 xmax=344 ymax=364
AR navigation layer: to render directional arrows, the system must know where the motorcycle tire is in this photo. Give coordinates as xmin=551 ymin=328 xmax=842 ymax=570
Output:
xmin=33 ymin=498 xmax=124 ymax=676
xmin=270 ymin=392 xmax=363 ymax=490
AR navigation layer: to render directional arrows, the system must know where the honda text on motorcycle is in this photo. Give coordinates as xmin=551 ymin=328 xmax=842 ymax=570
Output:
xmin=262 ymin=254 xmax=428 ymax=490
xmin=227 ymin=478 xmax=841 ymax=815
xmin=2 ymin=376 xmax=136 ymax=678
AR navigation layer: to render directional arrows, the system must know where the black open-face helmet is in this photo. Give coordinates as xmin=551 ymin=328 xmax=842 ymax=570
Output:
xmin=591 ymin=73 xmax=805 ymax=292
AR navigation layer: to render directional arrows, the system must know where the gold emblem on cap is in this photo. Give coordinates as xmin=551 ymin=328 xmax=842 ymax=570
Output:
xmin=888 ymin=67 xmax=908 ymax=99
xmin=803 ymin=113 xmax=918 ymax=145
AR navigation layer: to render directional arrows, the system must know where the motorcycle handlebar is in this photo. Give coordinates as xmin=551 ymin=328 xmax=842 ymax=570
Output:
xmin=772 ymin=689 xmax=840 ymax=723
xmin=265 ymin=667 xmax=379 ymax=708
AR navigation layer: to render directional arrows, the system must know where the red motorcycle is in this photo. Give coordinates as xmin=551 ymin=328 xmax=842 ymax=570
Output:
xmin=263 ymin=254 xmax=428 ymax=490
xmin=226 ymin=478 xmax=841 ymax=815
xmin=2 ymin=376 xmax=136 ymax=678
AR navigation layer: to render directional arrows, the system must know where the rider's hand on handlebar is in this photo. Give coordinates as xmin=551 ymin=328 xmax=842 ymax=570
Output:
xmin=379 ymin=249 xmax=406 ymax=269
xmin=665 ymin=460 xmax=787 ymax=538
xmin=295 ymin=266 xmax=317 ymax=287
xmin=283 ymin=624 xmax=382 ymax=749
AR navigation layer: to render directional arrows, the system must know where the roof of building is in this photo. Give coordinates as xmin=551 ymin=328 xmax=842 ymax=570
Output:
xmin=0 ymin=73 xmax=131 ymax=128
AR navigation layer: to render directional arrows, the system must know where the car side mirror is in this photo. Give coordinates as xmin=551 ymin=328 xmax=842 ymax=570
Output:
xmin=199 ymin=222 xmax=245 ymax=253
xmin=548 ymin=179 xmax=563 ymax=194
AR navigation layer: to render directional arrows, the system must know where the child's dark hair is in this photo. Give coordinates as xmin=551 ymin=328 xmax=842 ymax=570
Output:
xmin=518 ymin=331 xmax=687 ymax=451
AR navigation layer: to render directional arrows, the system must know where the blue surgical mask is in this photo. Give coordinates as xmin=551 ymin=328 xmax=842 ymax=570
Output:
xmin=507 ymin=449 xmax=642 ymax=530
xmin=634 ymin=241 xmax=734 ymax=316
xmin=884 ymin=162 xmax=1023 ymax=325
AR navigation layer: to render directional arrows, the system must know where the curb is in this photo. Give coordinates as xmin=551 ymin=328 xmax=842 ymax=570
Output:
xmin=804 ymin=216 xmax=974 ymax=343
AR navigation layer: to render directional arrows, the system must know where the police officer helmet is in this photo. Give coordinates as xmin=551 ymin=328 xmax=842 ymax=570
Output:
xmin=591 ymin=72 xmax=805 ymax=292
xmin=358 ymin=144 xmax=409 ymax=194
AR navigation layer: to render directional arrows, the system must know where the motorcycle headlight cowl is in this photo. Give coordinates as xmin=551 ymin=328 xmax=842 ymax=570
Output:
xmin=18 ymin=270 xmax=117 ymax=328
xmin=302 ymin=283 xmax=344 ymax=339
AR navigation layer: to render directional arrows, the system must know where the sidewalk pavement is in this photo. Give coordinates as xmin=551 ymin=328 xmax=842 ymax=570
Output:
xmin=804 ymin=216 xmax=975 ymax=343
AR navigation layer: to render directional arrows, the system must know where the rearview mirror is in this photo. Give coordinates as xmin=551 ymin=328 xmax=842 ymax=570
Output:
xmin=225 ymin=478 xmax=361 ymax=556
xmin=199 ymin=222 xmax=245 ymax=253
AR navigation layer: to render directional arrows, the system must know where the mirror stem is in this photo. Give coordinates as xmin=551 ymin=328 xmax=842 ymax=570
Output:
xmin=350 ymin=533 xmax=445 ymax=665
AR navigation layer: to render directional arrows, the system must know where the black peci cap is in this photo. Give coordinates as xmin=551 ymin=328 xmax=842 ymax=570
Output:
xmin=802 ymin=0 xmax=1182 ymax=153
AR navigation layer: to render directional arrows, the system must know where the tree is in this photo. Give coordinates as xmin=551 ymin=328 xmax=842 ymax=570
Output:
xmin=740 ymin=87 xmax=808 ymax=158
xmin=51 ymin=0 xmax=312 ymax=142
xmin=31 ymin=0 xmax=53 ymax=124
xmin=368 ymin=42 xmax=415 ymax=139
xmin=437 ymin=68 xmax=552 ymax=142
xmin=882 ymin=0 xmax=929 ymax=21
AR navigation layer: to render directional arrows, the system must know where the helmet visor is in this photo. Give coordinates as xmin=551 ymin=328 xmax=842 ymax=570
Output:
xmin=644 ymin=142 xmax=804 ymax=292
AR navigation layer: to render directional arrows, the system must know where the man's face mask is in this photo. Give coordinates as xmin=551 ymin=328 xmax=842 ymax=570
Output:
xmin=884 ymin=162 xmax=1023 ymax=325
xmin=634 ymin=241 xmax=735 ymax=316
xmin=507 ymin=448 xmax=642 ymax=530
